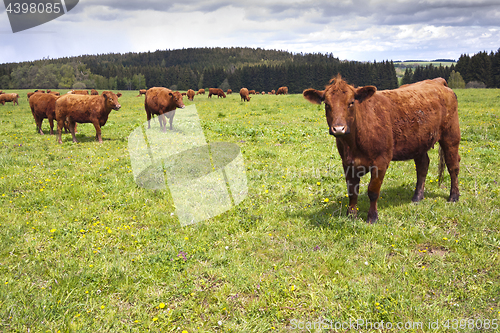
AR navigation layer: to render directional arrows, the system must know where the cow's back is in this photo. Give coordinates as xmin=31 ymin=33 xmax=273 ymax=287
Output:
xmin=379 ymin=78 xmax=458 ymax=161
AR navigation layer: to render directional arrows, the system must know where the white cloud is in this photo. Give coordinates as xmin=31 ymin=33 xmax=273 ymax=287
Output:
xmin=0 ymin=0 xmax=500 ymax=63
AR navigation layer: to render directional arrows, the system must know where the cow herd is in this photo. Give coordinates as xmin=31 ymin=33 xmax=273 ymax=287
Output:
xmin=1 ymin=78 xmax=461 ymax=222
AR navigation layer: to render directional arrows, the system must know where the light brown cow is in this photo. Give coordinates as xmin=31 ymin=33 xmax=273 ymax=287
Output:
xmin=248 ymin=90 xmax=256 ymax=95
xmin=303 ymin=75 xmax=460 ymax=223
xmin=239 ymin=88 xmax=251 ymax=102
xmin=137 ymin=89 xmax=147 ymax=97
xmin=144 ymin=87 xmax=185 ymax=132
xmin=116 ymin=92 xmax=122 ymax=98
xmin=187 ymin=89 xmax=195 ymax=101
xmin=91 ymin=89 xmax=99 ymax=95
xmin=197 ymin=89 xmax=205 ymax=95
xmin=271 ymin=90 xmax=276 ymax=95
xmin=49 ymin=91 xmax=60 ymax=96
xmin=227 ymin=89 xmax=232 ymax=94
xmin=276 ymin=87 xmax=288 ymax=95
xmin=0 ymin=93 xmax=19 ymax=105
xmin=55 ymin=91 xmax=121 ymax=144
xmin=72 ymin=90 xmax=89 ymax=95
xmin=208 ymin=88 xmax=226 ymax=98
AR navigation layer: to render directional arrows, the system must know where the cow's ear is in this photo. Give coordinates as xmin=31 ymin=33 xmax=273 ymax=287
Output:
xmin=303 ymin=89 xmax=325 ymax=104
xmin=102 ymin=92 xmax=108 ymax=99
xmin=169 ymin=92 xmax=173 ymax=97
xmin=355 ymin=86 xmax=376 ymax=103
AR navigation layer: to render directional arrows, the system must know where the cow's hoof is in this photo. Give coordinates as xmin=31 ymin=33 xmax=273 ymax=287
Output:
xmin=367 ymin=211 xmax=378 ymax=224
xmin=346 ymin=207 xmax=358 ymax=218
xmin=448 ymin=194 xmax=459 ymax=202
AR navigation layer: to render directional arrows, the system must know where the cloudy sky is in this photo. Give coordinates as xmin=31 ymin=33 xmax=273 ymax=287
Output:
xmin=1 ymin=0 xmax=500 ymax=64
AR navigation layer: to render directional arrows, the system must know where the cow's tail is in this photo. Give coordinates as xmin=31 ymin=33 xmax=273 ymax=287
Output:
xmin=438 ymin=144 xmax=446 ymax=185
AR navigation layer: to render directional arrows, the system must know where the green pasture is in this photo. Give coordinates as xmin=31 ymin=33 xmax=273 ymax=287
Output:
xmin=0 ymin=89 xmax=499 ymax=332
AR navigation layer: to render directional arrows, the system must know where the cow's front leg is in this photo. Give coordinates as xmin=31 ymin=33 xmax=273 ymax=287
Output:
xmin=344 ymin=165 xmax=360 ymax=218
xmin=412 ymin=152 xmax=429 ymax=202
xmin=92 ymin=119 xmax=102 ymax=143
xmin=367 ymin=164 xmax=388 ymax=223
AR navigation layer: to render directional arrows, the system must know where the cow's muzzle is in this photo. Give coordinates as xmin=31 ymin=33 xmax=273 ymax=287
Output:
xmin=114 ymin=104 xmax=122 ymax=110
xmin=329 ymin=125 xmax=349 ymax=136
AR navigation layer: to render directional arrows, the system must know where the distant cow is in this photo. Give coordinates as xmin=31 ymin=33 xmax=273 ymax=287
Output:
xmin=227 ymin=89 xmax=232 ymax=94
xmin=249 ymin=90 xmax=256 ymax=95
xmin=0 ymin=93 xmax=19 ymax=106
xmin=239 ymin=88 xmax=251 ymax=102
xmin=72 ymin=90 xmax=89 ymax=95
xmin=261 ymin=91 xmax=265 ymax=95
xmin=276 ymin=87 xmax=288 ymax=95
xmin=49 ymin=91 xmax=60 ymax=96
xmin=271 ymin=90 xmax=276 ymax=95
xmin=187 ymin=89 xmax=195 ymax=101
xmin=116 ymin=92 xmax=122 ymax=97
xmin=91 ymin=89 xmax=99 ymax=95
xmin=197 ymin=89 xmax=205 ymax=95
xmin=208 ymin=88 xmax=226 ymax=98
xmin=0 ymin=91 xmax=3 ymax=94
xmin=144 ymin=87 xmax=185 ymax=132
xmin=137 ymin=89 xmax=147 ymax=97
xmin=303 ymin=75 xmax=460 ymax=223
xmin=55 ymin=91 xmax=121 ymax=143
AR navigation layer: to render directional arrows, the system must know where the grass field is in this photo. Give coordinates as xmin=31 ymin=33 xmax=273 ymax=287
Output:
xmin=0 ymin=88 xmax=499 ymax=332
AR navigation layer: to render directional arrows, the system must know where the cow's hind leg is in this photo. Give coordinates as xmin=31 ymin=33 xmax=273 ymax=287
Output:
xmin=412 ymin=152 xmax=430 ymax=202
xmin=439 ymin=140 xmax=460 ymax=202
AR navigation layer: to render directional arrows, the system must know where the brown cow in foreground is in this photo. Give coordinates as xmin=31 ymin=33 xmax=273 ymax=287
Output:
xmin=276 ymin=86 xmax=288 ymax=95
xmin=144 ymin=87 xmax=185 ymax=131
xmin=239 ymin=88 xmax=251 ymax=102
xmin=187 ymin=89 xmax=195 ymax=101
xmin=303 ymin=75 xmax=460 ymax=223
xmin=55 ymin=91 xmax=121 ymax=143
xmin=0 ymin=93 xmax=19 ymax=105
xmin=137 ymin=89 xmax=147 ymax=97
xmin=208 ymin=88 xmax=226 ymax=98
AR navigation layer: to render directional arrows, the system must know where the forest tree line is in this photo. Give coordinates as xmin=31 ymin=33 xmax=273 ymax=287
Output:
xmin=0 ymin=47 xmax=397 ymax=92
xmin=401 ymin=48 xmax=500 ymax=88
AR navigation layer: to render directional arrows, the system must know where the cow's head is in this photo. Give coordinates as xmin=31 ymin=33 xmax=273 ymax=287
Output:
xmin=303 ymin=75 xmax=376 ymax=137
xmin=102 ymin=91 xmax=122 ymax=111
xmin=170 ymin=91 xmax=186 ymax=109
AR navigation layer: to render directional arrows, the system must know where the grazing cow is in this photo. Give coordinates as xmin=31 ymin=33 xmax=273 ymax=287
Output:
xmin=197 ymin=89 xmax=205 ymax=95
xmin=276 ymin=87 xmax=288 ymax=95
xmin=187 ymin=89 xmax=195 ymax=101
xmin=208 ymin=88 xmax=226 ymax=98
xmin=0 ymin=93 xmax=19 ymax=105
xmin=303 ymin=75 xmax=461 ymax=223
xmin=137 ymin=89 xmax=147 ymax=97
xmin=34 ymin=90 xmax=45 ymax=93
xmin=271 ymin=90 xmax=276 ymax=95
xmin=261 ymin=91 xmax=265 ymax=95
xmin=144 ymin=87 xmax=185 ymax=132
xmin=55 ymin=91 xmax=121 ymax=144
xmin=116 ymin=92 xmax=122 ymax=97
xmin=227 ymin=89 xmax=232 ymax=94
xmin=248 ymin=90 xmax=256 ymax=95
xmin=49 ymin=91 xmax=60 ymax=96
xmin=91 ymin=89 xmax=99 ymax=95
xmin=0 ymin=91 xmax=3 ymax=94
xmin=239 ymin=88 xmax=251 ymax=102
xmin=29 ymin=92 xmax=73 ymax=134
xmin=72 ymin=90 xmax=89 ymax=95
